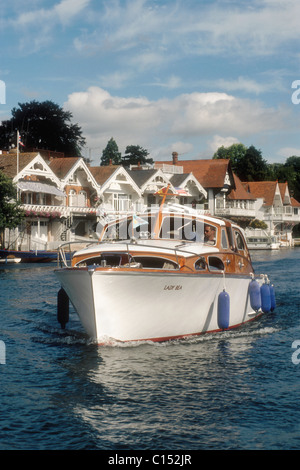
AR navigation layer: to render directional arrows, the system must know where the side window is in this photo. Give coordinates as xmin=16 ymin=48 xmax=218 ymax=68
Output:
xmin=195 ymin=257 xmax=207 ymax=270
xmin=221 ymin=229 xmax=228 ymax=249
xmin=204 ymin=224 xmax=216 ymax=245
xmin=208 ymin=256 xmax=225 ymax=271
xmin=235 ymin=230 xmax=245 ymax=251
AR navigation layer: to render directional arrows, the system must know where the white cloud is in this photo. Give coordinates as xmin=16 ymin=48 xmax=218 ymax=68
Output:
xmin=278 ymin=147 xmax=300 ymax=158
xmin=16 ymin=0 xmax=90 ymax=27
xmin=208 ymin=136 xmax=240 ymax=153
xmin=54 ymin=0 xmax=90 ymax=25
xmin=12 ymin=0 xmax=90 ymax=51
xmin=64 ymin=86 xmax=290 ymax=160
xmin=72 ymin=0 xmax=300 ymax=64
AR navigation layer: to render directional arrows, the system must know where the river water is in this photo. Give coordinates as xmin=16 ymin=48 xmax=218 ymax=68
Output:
xmin=0 ymin=248 xmax=300 ymax=452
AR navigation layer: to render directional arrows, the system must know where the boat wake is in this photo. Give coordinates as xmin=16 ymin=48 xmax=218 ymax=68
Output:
xmin=91 ymin=324 xmax=280 ymax=348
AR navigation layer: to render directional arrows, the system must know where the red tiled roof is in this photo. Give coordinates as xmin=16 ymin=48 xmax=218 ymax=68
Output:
xmin=49 ymin=157 xmax=80 ymax=179
xmin=158 ymin=158 xmax=234 ymax=189
xmin=291 ymin=197 xmax=300 ymax=207
xmin=243 ymin=181 xmax=278 ymax=206
xmin=89 ymin=165 xmax=120 ymax=185
xmin=0 ymin=151 xmax=40 ymax=178
xmin=227 ymin=173 xmax=256 ymax=200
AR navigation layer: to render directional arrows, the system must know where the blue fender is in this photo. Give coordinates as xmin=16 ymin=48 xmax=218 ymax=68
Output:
xmin=261 ymin=283 xmax=271 ymax=313
xmin=218 ymin=290 xmax=230 ymax=330
xmin=249 ymin=279 xmax=261 ymax=311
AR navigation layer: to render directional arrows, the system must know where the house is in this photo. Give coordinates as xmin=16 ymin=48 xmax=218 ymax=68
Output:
xmin=126 ymin=166 xmax=206 ymax=208
xmin=243 ymin=181 xmax=300 ymax=245
xmin=89 ymin=164 xmax=142 ymax=214
xmin=0 ymin=150 xmax=103 ymax=249
xmin=49 ymin=156 xmax=100 ymax=241
xmin=0 ymin=149 xmax=66 ymax=250
xmin=156 ymin=151 xmax=253 ymax=217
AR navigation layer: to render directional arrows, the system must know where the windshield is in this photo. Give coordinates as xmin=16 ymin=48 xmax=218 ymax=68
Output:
xmin=102 ymin=215 xmax=155 ymax=241
xmin=101 ymin=213 xmax=217 ymax=245
xmin=159 ymin=215 xmax=204 ymax=242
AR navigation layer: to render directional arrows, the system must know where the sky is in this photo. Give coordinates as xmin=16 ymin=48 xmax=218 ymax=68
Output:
xmin=1 ymin=0 xmax=300 ymax=165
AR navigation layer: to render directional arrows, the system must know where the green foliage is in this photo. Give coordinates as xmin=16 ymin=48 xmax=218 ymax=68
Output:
xmin=248 ymin=219 xmax=268 ymax=229
xmin=0 ymin=171 xmax=24 ymax=232
xmin=100 ymin=140 xmax=153 ymax=166
xmin=100 ymin=138 xmax=122 ymax=166
xmin=0 ymin=100 xmax=86 ymax=157
xmin=284 ymin=156 xmax=300 ymax=201
xmin=213 ymin=143 xmax=299 ymax=186
xmin=238 ymin=145 xmax=271 ymax=181
xmin=213 ymin=143 xmax=247 ymax=173
xmin=121 ymin=145 xmax=153 ymax=166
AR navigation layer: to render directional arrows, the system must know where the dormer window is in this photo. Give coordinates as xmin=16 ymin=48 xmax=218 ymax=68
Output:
xmin=69 ymin=173 xmax=78 ymax=183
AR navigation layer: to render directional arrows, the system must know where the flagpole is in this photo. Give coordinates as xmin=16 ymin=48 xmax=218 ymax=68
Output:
xmin=17 ymin=130 xmax=19 ymax=199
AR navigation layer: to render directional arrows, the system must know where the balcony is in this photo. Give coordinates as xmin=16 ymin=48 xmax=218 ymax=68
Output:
xmin=21 ymin=204 xmax=98 ymax=218
xmin=264 ymin=206 xmax=300 ymax=223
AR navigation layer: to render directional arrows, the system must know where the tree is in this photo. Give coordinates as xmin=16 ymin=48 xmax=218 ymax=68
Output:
xmin=238 ymin=145 xmax=270 ymax=181
xmin=100 ymin=138 xmax=122 ymax=166
xmin=214 ymin=143 xmax=270 ymax=181
xmin=121 ymin=145 xmax=153 ymax=166
xmin=284 ymin=156 xmax=300 ymax=201
xmin=0 ymin=171 xmax=24 ymax=247
xmin=0 ymin=100 xmax=86 ymax=156
xmin=213 ymin=143 xmax=247 ymax=174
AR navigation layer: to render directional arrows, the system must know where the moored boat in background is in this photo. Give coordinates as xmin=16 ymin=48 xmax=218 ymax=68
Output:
xmin=0 ymin=249 xmax=58 ymax=263
xmin=246 ymin=234 xmax=280 ymax=250
xmin=0 ymin=256 xmax=21 ymax=264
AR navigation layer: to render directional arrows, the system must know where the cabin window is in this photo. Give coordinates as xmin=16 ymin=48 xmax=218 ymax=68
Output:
xmin=195 ymin=257 xmax=207 ymax=270
xmin=234 ymin=230 xmax=246 ymax=251
xmin=208 ymin=256 xmax=224 ymax=271
xmin=75 ymin=253 xmax=131 ymax=267
xmin=133 ymin=256 xmax=178 ymax=269
xmin=204 ymin=223 xmax=216 ymax=245
xmin=221 ymin=229 xmax=229 ymax=249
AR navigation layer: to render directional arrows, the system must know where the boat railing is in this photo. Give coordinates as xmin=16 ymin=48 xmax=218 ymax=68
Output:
xmin=57 ymin=238 xmax=213 ymax=269
xmin=57 ymin=240 xmax=97 ymax=267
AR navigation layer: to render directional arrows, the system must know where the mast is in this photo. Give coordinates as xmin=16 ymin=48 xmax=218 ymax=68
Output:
xmin=153 ymin=184 xmax=174 ymax=239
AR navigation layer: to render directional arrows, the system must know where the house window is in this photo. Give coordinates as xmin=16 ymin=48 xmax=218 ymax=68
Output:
xmin=25 ymin=192 xmax=33 ymax=204
xmin=69 ymin=189 xmax=77 ymax=207
xmin=113 ymin=194 xmax=132 ymax=211
xmin=78 ymin=190 xmax=87 ymax=207
xmin=37 ymin=193 xmax=46 ymax=205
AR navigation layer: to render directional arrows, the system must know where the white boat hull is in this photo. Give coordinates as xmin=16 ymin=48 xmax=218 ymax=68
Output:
xmin=55 ymin=268 xmax=262 ymax=343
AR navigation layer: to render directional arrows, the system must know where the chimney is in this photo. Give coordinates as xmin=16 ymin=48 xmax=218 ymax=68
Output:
xmin=172 ymin=151 xmax=178 ymax=165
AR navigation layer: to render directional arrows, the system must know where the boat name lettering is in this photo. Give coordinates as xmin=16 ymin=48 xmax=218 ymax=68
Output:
xmin=164 ymin=285 xmax=182 ymax=291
